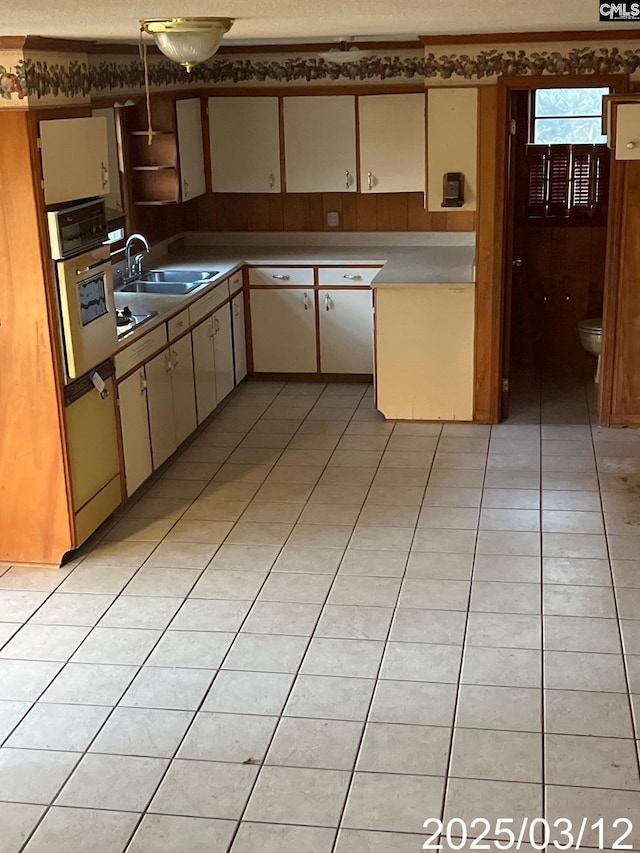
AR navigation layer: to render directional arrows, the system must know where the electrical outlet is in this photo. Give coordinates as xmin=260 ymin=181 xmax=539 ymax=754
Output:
xmin=326 ymin=210 xmax=340 ymax=228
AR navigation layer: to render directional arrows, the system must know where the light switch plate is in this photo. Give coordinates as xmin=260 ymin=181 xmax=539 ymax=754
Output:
xmin=326 ymin=211 xmax=340 ymax=228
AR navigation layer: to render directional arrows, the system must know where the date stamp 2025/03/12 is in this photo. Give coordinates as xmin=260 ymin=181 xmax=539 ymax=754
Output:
xmin=422 ymin=818 xmax=634 ymax=850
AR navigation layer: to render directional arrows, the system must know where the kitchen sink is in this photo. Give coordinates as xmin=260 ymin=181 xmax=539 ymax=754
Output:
xmin=139 ymin=270 xmax=219 ymax=284
xmin=118 ymin=269 xmax=220 ymax=295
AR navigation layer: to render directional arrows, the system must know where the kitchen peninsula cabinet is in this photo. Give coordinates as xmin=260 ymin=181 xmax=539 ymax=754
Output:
xmin=39 ymin=116 xmax=110 ymax=205
xmin=374 ymin=283 xmax=475 ymax=420
xmin=208 ymin=97 xmax=281 ymax=192
xmin=283 ymin=96 xmax=357 ymax=192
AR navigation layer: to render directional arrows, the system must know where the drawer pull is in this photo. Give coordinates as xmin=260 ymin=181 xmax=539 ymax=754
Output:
xmin=175 ymin=321 xmax=184 ymax=328
xmin=325 ymin=293 xmax=331 ymax=312
xmin=343 ymin=273 xmax=362 ymax=280
xmin=272 ymin=274 xmax=291 ymax=280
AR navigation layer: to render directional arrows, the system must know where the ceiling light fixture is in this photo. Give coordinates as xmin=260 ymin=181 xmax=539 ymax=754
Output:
xmin=140 ymin=17 xmax=234 ymax=72
xmin=318 ymin=38 xmax=371 ymax=65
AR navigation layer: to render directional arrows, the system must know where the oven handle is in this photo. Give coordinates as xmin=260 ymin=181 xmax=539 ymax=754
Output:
xmin=74 ymin=260 xmax=110 ymax=276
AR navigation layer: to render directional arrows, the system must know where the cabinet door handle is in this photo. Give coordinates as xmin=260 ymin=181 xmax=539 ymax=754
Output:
xmin=325 ymin=293 xmax=331 ymax=312
xmin=139 ymin=371 xmax=147 ymax=393
xmin=101 ymin=162 xmax=109 ymax=189
xmin=214 ymin=317 xmax=220 ymax=333
xmin=343 ymin=273 xmax=362 ymax=280
xmin=172 ymin=349 xmax=180 ymax=367
xmin=208 ymin=320 xmax=215 ymax=339
xmin=165 ymin=352 xmax=173 ymax=372
xmin=233 ymin=303 xmax=240 ymax=316
xmin=269 ymin=172 xmax=275 ymax=190
xmin=272 ymin=274 xmax=290 ymax=281
xmin=303 ymin=292 xmax=310 ymax=311
xmin=345 ymin=170 xmax=351 ymax=189
xmin=627 ymin=141 xmax=636 ymax=149
xmin=367 ymin=171 xmax=373 ymax=191
xmin=182 ymin=178 xmax=189 ymax=199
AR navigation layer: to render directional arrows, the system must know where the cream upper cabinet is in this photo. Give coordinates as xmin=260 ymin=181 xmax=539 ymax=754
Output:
xmin=614 ymin=103 xmax=640 ymax=160
xmin=427 ymin=88 xmax=478 ymax=212
xmin=39 ymin=116 xmax=110 ymax=205
xmin=176 ymin=98 xmax=206 ymax=201
xmin=91 ymin=107 xmax=123 ymax=215
xmin=250 ymin=288 xmax=317 ymax=372
xmin=319 ymin=289 xmax=374 ymax=374
xmin=358 ymin=94 xmax=426 ymax=194
xmin=209 ymin=97 xmax=281 ymax=193
xmin=283 ymin=96 xmax=357 ymax=193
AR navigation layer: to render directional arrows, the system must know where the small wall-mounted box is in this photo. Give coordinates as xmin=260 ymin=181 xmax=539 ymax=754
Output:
xmin=441 ymin=172 xmax=465 ymax=208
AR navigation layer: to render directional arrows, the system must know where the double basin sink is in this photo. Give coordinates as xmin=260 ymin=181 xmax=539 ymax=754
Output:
xmin=119 ymin=269 xmax=220 ymax=296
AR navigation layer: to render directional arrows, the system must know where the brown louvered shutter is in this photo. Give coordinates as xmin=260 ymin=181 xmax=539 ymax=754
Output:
xmin=526 ymin=146 xmax=547 ymax=217
xmin=547 ymin=146 xmax=571 ymax=217
xmin=571 ymin=146 xmax=592 ymax=213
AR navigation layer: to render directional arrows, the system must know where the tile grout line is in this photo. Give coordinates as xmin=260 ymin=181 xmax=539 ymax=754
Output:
xmin=327 ymin=416 xmax=441 ymax=851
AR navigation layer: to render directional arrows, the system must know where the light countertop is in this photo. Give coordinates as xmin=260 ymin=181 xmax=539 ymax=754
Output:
xmin=114 ymin=240 xmax=475 ymax=352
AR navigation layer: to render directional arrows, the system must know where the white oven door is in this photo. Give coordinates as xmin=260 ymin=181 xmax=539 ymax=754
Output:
xmin=56 ymin=246 xmax=118 ymax=379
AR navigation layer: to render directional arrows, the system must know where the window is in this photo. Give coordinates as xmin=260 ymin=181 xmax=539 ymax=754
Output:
xmin=526 ymin=87 xmax=611 ymax=219
xmin=532 ymin=87 xmax=609 ymax=145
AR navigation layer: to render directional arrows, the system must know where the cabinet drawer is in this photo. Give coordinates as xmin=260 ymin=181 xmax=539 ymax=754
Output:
xmin=248 ymin=266 xmax=314 ymax=286
xmin=189 ymin=281 xmax=231 ymax=325
xmin=167 ymin=309 xmax=190 ymax=342
xmin=317 ymin=267 xmax=381 ymax=286
xmin=229 ymin=270 xmax=243 ymax=295
xmin=115 ymin=325 xmax=167 ymax=378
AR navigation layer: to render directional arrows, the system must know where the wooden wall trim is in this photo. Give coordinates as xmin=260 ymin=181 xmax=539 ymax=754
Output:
xmin=474 ymin=84 xmax=502 ymax=423
xmin=419 ymin=29 xmax=640 ymax=46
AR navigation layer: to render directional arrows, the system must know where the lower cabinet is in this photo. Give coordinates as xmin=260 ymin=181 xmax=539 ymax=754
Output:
xmin=232 ymin=293 xmax=248 ymax=383
xmin=192 ymin=304 xmax=235 ymax=424
xmin=146 ymin=337 xmax=197 ymax=469
xmin=250 ymin=288 xmax=317 ymax=373
xmin=117 ymin=369 xmax=153 ymax=496
xmin=319 ymin=288 xmax=374 ymax=373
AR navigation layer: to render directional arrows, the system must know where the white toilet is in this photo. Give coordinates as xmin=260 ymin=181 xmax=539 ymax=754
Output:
xmin=577 ymin=318 xmax=603 ymax=383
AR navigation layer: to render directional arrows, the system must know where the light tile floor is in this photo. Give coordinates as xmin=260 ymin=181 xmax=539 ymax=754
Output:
xmin=2 ymin=376 xmax=640 ymax=851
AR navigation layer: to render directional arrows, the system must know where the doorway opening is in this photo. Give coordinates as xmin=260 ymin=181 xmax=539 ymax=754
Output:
xmin=501 ymin=84 xmax=612 ymax=420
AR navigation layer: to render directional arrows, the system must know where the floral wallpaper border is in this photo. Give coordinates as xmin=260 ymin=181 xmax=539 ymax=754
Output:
xmin=1 ymin=40 xmax=640 ymax=105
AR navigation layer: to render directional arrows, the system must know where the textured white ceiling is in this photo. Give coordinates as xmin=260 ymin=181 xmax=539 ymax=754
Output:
xmin=0 ymin=0 xmax=634 ymax=43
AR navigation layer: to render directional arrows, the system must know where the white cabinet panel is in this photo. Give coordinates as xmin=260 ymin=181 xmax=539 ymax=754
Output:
xmin=117 ymin=370 xmax=152 ymax=496
xmin=317 ymin=267 xmax=381 ymax=286
xmin=359 ymin=94 xmax=425 ymax=194
xmin=170 ymin=335 xmax=197 ymax=446
xmin=427 ymin=88 xmax=478 ymax=212
xmin=615 ymin=103 xmax=640 ymax=160
xmin=146 ymin=349 xmax=176 ymax=469
xmin=319 ymin=289 xmax=373 ymax=374
xmin=250 ymin=289 xmax=317 ymax=373
xmin=192 ymin=317 xmax=217 ymax=424
xmin=40 ymin=117 xmax=110 ymax=205
xmin=283 ymin=96 xmax=357 ymax=193
xmin=213 ymin=304 xmax=235 ymax=402
xmin=209 ymin=97 xmax=281 ymax=193
xmin=232 ymin=293 xmax=247 ymax=384
xmin=91 ymin=107 xmax=123 ymax=214
xmin=176 ymin=98 xmax=206 ymax=201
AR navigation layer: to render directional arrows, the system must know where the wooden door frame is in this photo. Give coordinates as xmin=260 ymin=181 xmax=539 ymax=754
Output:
xmin=477 ymin=72 xmax=629 ymax=424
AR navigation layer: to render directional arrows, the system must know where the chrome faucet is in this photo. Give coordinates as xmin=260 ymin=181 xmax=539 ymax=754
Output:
xmin=124 ymin=233 xmax=151 ymax=281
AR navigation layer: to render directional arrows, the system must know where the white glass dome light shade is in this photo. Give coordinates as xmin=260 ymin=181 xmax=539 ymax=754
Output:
xmin=318 ymin=46 xmax=371 ymax=65
xmin=140 ymin=18 xmax=234 ymax=72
